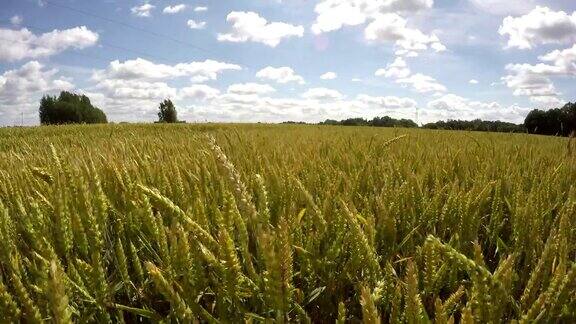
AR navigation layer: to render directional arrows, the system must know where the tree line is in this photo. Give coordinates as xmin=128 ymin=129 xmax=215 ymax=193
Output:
xmin=37 ymin=91 xmax=576 ymax=137
xmin=319 ymin=102 xmax=576 ymax=136
xmin=422 ymin=119 xmax=525 ymax=133
xmin=319 ymin=116 xmax=418 ymax=128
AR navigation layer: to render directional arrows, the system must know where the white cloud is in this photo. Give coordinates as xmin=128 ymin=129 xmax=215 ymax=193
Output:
xmin=0 ymin=61 xmax=74 ymax=124
xmin=375 ymin=57 xmax=411 ymax=78
xmin=185 ymin=91 xmax=423 ymax=124
xmin=84 ymin=58 xmax=242 ymax=122
xmin=351 ymin=78 xmax=362 ymax=82
xmin=529 ymin=95 xmax=565 ymax=107
xmin=426 ymin=93 xmax=530 ymax=123
xmin=396 ymin=73 xmax=446 ymax=93
xmin=311 ymin=0 xmax=443 ymax=56
xmin=93 ymin=79 xmax=176 ymax=100
xmin=428 ymin=94 xmax=496 ymax=112
xmin=302 ymin=87 xmax=344 ymax=101
xmin=93 ymin=58 xmax=241 ymax=83
xmin=218 ymin=11 xmax=304 ymax=47
xmin=502 ymin=44 xmax=576 ymax=105
xmin=320 ymin=72 xmax=338 ymax=80
xmin=365 ymin=13 xmax=446 ymax=56
xmin=499 ymin=7 xmax=576 ymax=49
xmin=256 ymin=66 xmax=305 ymax=84
xmin=469 ymin=0 xmax=535 ymax=16
xmin=375 ymin=57 xmax=446 ymax=94
xmin=503 ymin=64 xmax=560 ymax=102
xmin=180 ymin=60 xmax=242 ymax=83
xmin=227 ymin=83 xmax=276 ymax=95
xmin=131 ymin=3 xmax=155 ymax=17
xmin=187 ymin=20 xmax=206 ymax=30
xmin=179 ymin=84 xmax=220 ymax=100
xmin=95 ymin=59 xmax=177 ymax=80
xmin=194 ymin=6 xmax=208 ymax=12
xmin=84 ymin=89 xmax=174 ymax=123
xmin=311 ymin=0 xmax=433 ymax=34
xmin=0 ymin=26 xmax=99 ymax=62
xmin=539 ymin=44 xmax=576 ymax=75
xmin=10 ymin=15 xmax=23 ymax=26
xmin=356 ymin=94 xmax=417 ymax=109
xmin=0 ymin=61 xmax=74 ymax=104
xmin=469 ymin=79 xmax=479 ymax=84
xmin=163 ymin=4 xmax=186 ymax=14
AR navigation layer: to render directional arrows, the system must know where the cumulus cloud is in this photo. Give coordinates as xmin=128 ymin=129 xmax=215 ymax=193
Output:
xmin=310 ymin=0 xmax=443 ymax=56
xmin=256 ymin=66 xmax=305 ymax=84
xmin=396 ymin=73 xmax=447 ymax=93
xmin=227 ymin=83 xmax=276 ymax=95
xmin=194 ymin=6 xmax=208 ymax=12
xmin=93 ymin=79 xmax=176 ymax=100
xmin=0 ymin=61 xmax=74 ymax=124
xmin=311 ymin=0 xmax=433 ymax=34
xmin=163 ymin=4 xmax=186 ymax=14
xmin=502 ymin=44 xmax=576 ymax=105
xmin=187 ymin=20 xmax=206 ymax=30
xmin=183 ymin=90 xmax=420 ymax=124
xmin=131 ymin=3 xmax=155 ymax=17
xmin=426 ymin=94 xmax=530 ymax=123
xmin=469 ymin=0 xmax=536 ymax=15
xmin=0 ymin=61 xmax=73 ymax=104
xmin=10 ymin=15 xmax=22 ymax=26
xmin=539 ymin=44 xmax=576 ymax=75
xmin=93 ymin=58 xmax=241 ymax=83
xmin=218 ymin=11 xmax=304 ymax=47
xmin=179 ymin=84 xmax=220 ymax=100
xmin=503 ymin=64 xmax=561 ymax=104
xmin=85 ymin=76 xmax=186 ymax=121
xmin=320 ymin=72 xmax=338 ymax=80
xmin=0 ymin=26 xmax=99 ymax=62
xmin=375 ymin=57 xmax=411 ymax=78
xmin=375 ymin=56 xmax=446 ymax=94
xmin=356 ymin=94 xmax=417 ymax=109
xmin=84 ymin=58 xmax=241 ymax=122
xmin=469 ymin=79 xmax=479 ymax=84
xmin=499 ymin=7 xmax=576 ymax=49
xmin=302 ymin=88 xmax=344 ymax=101
xmin=191 ymin=92 xmax=516 ymax=124
xmin=365 ymin=13 xmax=446 ymax=56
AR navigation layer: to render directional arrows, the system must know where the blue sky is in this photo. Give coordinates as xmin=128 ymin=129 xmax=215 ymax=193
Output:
xmin=0 ymin=0 xmax=575 ymax=125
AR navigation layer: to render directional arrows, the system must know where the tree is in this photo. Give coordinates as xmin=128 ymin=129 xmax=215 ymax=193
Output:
xmin=524 ymin=102 xmax=576 ymax=136
xmin=423 ymin=119 xmax=525 ymax=133
xmin=561 ymin=102 xmax=576 ymax=135
xmin=157 ymin=99 xmax=178 ymax=123
xmin=39 ymin=91 xmax=107 ymax=125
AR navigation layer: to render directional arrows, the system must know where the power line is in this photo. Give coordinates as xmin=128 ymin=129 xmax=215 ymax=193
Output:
xmin=0 ymin=20 xmax=180 ymax=65
xmin=42 ymin=0 xmax=230 ymax=61
xmin=9 ymin=0 xmax=258 ymax=71
xmin=41 ymin=0 xmax=259 ymax=71
xmin=0 ymin=35 xmax=112 ymax=64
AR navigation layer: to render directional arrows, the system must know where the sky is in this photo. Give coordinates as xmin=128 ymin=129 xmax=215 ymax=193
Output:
xmin=0 ymin=0 xmax=575 ymax=126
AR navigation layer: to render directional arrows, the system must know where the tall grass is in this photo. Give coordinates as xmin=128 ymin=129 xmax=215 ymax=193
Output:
xmin=0 ymin=123 xmax=574 ymax=322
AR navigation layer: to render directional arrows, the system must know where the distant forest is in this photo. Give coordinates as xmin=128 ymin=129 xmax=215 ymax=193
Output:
xmin=306 ymin=102 xmax=576 ymax=137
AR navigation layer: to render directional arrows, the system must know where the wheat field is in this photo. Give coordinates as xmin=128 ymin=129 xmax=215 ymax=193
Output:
xmin=0 ymin=123 xmax=574 ymax=323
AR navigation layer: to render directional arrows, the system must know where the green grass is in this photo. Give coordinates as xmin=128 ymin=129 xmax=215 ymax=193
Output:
xmin=0 ymin=123 xmax=574 ymax=322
